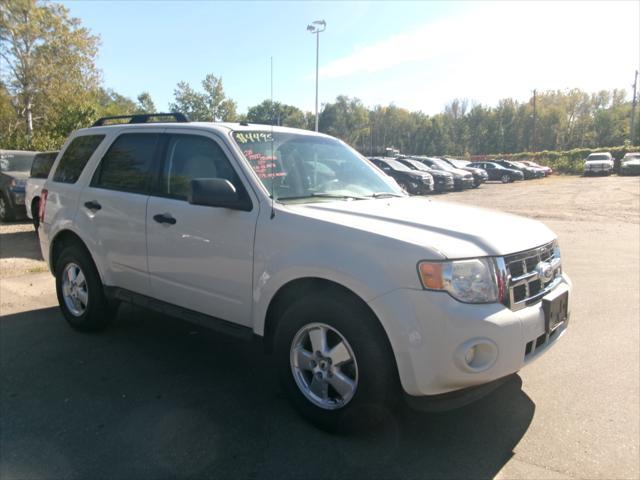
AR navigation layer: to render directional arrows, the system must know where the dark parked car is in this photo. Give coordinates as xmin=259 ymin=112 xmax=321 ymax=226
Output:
xmin=620 ymin=153 xmax=640 ymax=176
xmin=494 ymin=159 xmax=541 ymax=179
xmin=468 ymin=161 xmax=525 ymax=183
xmin=411 ymin=156 xmax=474 ymax=190
xmin=368 ymin=157 xmax=434 ymax=195
xmin=396 ymin=157 xmax=454 ymax=192
xmin=0 ymin=150 xmax=36 ymax=221
xmin=440 ymin=157 xmax=488 ymax=187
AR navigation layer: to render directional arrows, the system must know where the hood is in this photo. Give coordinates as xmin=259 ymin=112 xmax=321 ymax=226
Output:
xmin=585 ymin=159 xmax=613 ymax=166
xmin=622 ymin=159 xmax=640 ymax=166
xmin=461 ymin=166 xmax=487 ymax=176
xmin=286 ymin=197 xmax=555 ymax=259
xmin=401 ymin=170 xmax=431 ymax=180
xmin=1 ymin=170 xmax=29 ymax=179
xmin=443 ymin=167 xmax=472 ymax=178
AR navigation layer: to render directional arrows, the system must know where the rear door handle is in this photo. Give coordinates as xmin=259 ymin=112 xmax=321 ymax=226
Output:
xmin=84 ymin=200 xmax=101 ymax=211
xmin=153 ymin=213 xmax=177 ymax=225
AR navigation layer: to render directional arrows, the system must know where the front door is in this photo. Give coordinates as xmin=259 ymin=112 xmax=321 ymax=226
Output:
xmin=146 ymin=130 xmax=259 ymax=326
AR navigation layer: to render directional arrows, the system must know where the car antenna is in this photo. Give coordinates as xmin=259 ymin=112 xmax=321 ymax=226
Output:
xmin=270 ymin=55 xmax=276 ymax=219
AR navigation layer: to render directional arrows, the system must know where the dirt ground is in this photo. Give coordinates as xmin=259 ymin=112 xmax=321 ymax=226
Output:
xmin=1 ymin=174 xmax=639 ymax=479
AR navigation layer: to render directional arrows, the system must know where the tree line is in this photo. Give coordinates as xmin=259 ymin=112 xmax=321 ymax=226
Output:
xmin=2 ymin=0 xmax=638 ymax=155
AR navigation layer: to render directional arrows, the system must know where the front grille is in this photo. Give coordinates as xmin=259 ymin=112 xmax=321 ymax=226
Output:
xmin=503 ymin=241 xmax=561 ymax=310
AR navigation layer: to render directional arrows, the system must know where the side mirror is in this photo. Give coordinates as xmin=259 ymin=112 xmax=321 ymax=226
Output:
xmin=188 ymin=178 xmax=252 ymax=211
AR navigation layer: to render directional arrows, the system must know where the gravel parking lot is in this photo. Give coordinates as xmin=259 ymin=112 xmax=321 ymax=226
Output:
xmin=1 ymin=175 xmax=639 ymax=479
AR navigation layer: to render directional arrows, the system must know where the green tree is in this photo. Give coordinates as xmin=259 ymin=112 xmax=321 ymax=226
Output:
xmin=246 ymin=100 xmax=307 ymax=128
xmin=0 ymin=0 xmax=100 ymax=147
xmin=136 ymin=92 xmax=156 ymax=114
xmin=170 ymin=74 xmax=237 ymax=122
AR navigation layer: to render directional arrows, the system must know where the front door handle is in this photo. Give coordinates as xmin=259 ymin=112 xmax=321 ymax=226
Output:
xmin=84 ymin=200 xmax=101 ymax=211
xmin=153 ymin=213 xmax=177 ymax=225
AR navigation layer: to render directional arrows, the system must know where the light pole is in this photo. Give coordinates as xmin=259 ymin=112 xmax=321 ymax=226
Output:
xmin=307 ymin=20 xmax=326 ymax=132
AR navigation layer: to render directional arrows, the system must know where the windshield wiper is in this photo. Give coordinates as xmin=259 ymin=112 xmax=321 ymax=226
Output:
xmin=369 ymin=192 xmax=405 ymax=198
xmin=278 ymin=193 xmax=368 ymax=201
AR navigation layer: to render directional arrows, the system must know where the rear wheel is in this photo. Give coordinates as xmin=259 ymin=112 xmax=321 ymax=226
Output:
xmin=0 ymin=193 xmax=15 ymax=222
xmin=274 ymin=293 xmax=399 ymax=432
xmin=31 ymin=198 xmax=40 ymax=231
xmin=55 ymin=244 xmax=115 ymax=332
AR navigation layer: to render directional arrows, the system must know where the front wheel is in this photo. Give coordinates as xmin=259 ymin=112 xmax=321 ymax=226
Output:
xmin=501 ymin=174 xmax=510 ymax=183
xmin=274 ymin=293 xmax=399 ymax=432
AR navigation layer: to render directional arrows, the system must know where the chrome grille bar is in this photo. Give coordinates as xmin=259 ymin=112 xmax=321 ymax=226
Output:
xmin=502 ymin=241 xmax=562 ymax=311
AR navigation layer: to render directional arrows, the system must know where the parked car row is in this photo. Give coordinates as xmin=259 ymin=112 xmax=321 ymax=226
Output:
xmin=367 ymin=154 xmax=553 ymax=196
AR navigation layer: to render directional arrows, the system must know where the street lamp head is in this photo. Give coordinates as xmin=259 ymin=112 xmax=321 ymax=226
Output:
xmin=307 ymin=20 xmax=326 ymax=33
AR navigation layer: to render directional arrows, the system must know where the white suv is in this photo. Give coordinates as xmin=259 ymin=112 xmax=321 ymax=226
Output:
xmin=38 ymin=114 xmax=571 ymax=431
xmin=583 ymin=152 xmax=614 ymax=175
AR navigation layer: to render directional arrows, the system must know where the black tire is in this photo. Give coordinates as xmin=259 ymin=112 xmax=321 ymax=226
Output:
xmin=274 ymin=292 xmax=400 ymax=433
xmin=500 ymin=174 xmax=510 ymax=184
xmin=54 ymin=243 xmax=115 ymax=332
xmin=0 ymin=192 xmax=15 ymax=222
xmin=31 ymin=198 xmax=40 ymax=231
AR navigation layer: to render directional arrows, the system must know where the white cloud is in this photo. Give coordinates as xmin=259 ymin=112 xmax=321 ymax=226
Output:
xmin=318 ymin=1 xmax=640 ymax=112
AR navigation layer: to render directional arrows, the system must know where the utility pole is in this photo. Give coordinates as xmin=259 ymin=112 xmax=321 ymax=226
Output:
xmin=531 ymin=89 xmax=537 ymax=152
xmin=307 ymin=20 xmax=326 ymax=132
xmin=631 ymin=70 xmax=638 ymax=145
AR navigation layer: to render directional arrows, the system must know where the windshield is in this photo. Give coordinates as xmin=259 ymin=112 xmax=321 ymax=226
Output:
xmin=232 ymin=131 xmax=402 ymax=202
xmin=445 ymin=158 xmax=468 ymax=168
xmin=587 ymin=154 xmax=610 ymax=160
xmin=385 ymin=159 xmax=413 ymax=172
xmin=623 ymin=153 xmax=640 ymax=160
xmin=429 ymin=158 xmax=456 ymax=172
xmin=404 ymin=159 xmax=430 ymax=171
xmin=0 ymin=154 xmax=33 ymax=172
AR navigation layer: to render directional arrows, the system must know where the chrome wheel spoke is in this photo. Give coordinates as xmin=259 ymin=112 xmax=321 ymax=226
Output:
xmin=67 ymin=266 xmax=76 ymax=283
xmin=328 ymin=341 xmax=352 ymax=366
xmin=310 ymin=375 xmax=328 ymax=400
xmin=77 ymin=288 xmax=88 ymax=307
xmin=294 ymin=347 xmax=316 ymax=371
xmin=309 ymin=326 xmax=328 ymax=355
xmin=328 ymin=371 xmax=356 ymax=399
xmin=75 ymin=270 xmax=86 ymax=287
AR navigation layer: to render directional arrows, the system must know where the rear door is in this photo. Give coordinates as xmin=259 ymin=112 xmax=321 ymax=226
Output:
xmin=76 ymin=131 xmax=162 ymax=296
xmin=146 ymin=130 xmax=259 ymax=326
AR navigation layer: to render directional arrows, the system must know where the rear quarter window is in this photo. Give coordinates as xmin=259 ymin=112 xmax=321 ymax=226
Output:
xmin=53 ymin=135 xmax=105 ymax=183
xmin=30 ymin=152 xmax=58 ymax=179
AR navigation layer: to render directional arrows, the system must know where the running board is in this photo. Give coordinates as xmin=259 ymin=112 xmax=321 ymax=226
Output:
xmin=104 ymin=287 xmax=254 ymax=341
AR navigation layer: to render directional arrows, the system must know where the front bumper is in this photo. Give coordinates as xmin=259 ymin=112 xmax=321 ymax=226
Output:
xmin=368 ymin=273 xmax=571 ymax=396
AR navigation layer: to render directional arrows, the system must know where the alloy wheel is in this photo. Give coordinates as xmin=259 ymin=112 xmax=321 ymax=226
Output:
xmin=290 ymin=322 xmax=359 ymax=410
xmin=61 ymin=262 xmax=89 ymax=316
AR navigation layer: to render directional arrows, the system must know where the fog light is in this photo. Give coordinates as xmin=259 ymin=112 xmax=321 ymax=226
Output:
xmin=465 ymin=347 xmax=476 ymax=365
xmin=455 ymin=339 xmax=498 ymax=372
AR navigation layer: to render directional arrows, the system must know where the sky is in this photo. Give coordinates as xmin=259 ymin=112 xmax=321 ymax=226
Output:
xmin=60 ymin=0 xmax=640 ymax=115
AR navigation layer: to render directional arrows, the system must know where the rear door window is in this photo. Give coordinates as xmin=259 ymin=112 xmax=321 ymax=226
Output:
xmin=30 ymin=152 xmax=58 ymax=179
xmin=53 ymin=135 xmax=105 ymax=183
xmin=92 ymin=133 xmax=160 ymax=194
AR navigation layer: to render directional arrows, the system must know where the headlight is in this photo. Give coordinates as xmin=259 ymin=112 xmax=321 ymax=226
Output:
xmin=418 ymin=258 xmax=500 ymax=303
xmin=9 ymin=178 xmax=26 ymax=191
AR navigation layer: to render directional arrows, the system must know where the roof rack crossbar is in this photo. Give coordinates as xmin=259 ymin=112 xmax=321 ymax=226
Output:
xmin=91 ymin=112 xmax=190 ymax=127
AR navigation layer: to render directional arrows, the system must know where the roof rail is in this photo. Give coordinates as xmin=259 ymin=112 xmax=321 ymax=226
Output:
xmin=91 ymin=112 xmax=190 ymax=127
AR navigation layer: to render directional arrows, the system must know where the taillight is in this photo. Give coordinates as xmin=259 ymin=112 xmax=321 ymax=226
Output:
xmin=39 ymin=189 xmax=48 ymax=223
